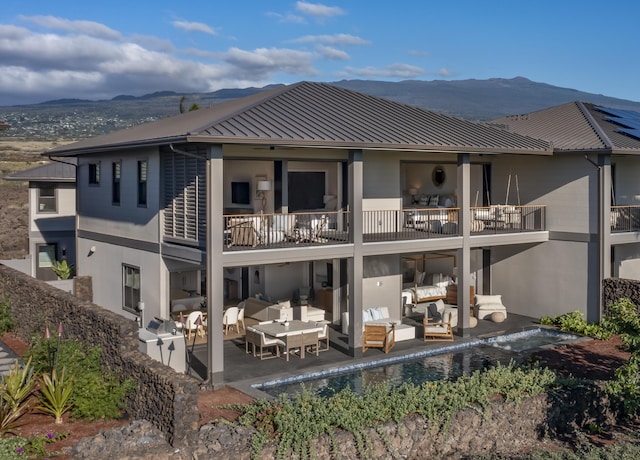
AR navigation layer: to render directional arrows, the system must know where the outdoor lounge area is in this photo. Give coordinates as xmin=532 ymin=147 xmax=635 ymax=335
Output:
xmin=189 ymin=312 xmax=542 ymax=397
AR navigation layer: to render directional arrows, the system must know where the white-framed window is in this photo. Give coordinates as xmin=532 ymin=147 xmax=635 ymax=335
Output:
xmin=37 ymin=185 xmax=57 ymax=213
xmin=122 ymin=264 xmax=140 ymax=314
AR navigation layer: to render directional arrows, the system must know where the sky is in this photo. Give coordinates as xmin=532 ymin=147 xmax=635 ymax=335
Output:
xmin=1 ymin=0 xmax=639 ymax=106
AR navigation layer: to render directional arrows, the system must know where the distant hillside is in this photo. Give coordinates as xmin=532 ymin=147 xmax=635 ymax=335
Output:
xmin=1 ymin=77 xmax=639 ymax=141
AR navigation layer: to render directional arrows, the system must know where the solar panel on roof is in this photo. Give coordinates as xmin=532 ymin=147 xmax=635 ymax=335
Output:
xmin=595 ymin=106 xmax=640 ymax=141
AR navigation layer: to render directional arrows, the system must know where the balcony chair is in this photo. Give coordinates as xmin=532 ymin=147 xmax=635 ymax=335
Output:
xmin=227 ymin=218 xmax=261 ymax=248
xmin=423 ymin=311 xmax=454 ymax=342
xmin=236 ymin=301 xmax=246 ymax=331
xmin=362 ymin=324 xmax=395 ymax=353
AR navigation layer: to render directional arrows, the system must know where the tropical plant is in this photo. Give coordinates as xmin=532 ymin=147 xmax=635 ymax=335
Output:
xmin=0 ymin=358 xmax=35 ymax=434
xmin=179 ymin=95 xmax=200 ymax=113
xmin=37 ymin=367 xmax=74 ymax=424
xmin=51 ymin=260 xmax=74 ymax=280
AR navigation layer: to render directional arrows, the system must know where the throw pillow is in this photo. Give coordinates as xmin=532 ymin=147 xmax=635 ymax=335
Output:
xmin=475 ymin=294 xmax=502 ymax=306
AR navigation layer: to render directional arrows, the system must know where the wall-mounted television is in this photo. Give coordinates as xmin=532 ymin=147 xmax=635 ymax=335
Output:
xmin=231 ymin=181 xmax=251 ymax=205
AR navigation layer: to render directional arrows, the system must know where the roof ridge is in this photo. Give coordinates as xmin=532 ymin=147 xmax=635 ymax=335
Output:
xmin=576 ymin=101 xmax=614 ymax=150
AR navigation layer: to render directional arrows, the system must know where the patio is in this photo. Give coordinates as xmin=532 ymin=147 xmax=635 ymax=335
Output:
xmin=189 ymin=312 xmax=542 ymax=399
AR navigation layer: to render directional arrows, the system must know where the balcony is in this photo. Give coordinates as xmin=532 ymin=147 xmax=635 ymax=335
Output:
xmin=611 ymin=205 xmax=640 ymax=233
xmin=224 ymin=211 xmax=350 ymax=250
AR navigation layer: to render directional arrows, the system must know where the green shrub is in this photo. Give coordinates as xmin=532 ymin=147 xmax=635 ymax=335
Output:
xmin=0 ymin=300 xmax=15 ymax=334
xmin=27 ymin=338 xmax=136 ymax=421
xmin=51 ymin=260 xmax=74 ymax=280
xmin=235 ymin=362 xmax=559 ymax=458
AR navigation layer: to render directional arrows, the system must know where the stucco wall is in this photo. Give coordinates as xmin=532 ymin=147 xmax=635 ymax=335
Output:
xmin=0 ymin=264 xmax=199 ymax=446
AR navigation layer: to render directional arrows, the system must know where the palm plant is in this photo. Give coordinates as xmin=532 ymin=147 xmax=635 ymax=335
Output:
xmin=0 ymin=358 xmax=36 ymax=434
xmin=37 ymin=367 xmax=73 ymax=424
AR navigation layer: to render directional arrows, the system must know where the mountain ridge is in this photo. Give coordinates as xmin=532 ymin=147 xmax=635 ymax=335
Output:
xmin=1 ymin=77 xmax=639 ymax=141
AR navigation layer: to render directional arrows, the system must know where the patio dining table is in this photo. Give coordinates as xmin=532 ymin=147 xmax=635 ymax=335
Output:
xmin=252 ymin=319 xmax=323 ymax=338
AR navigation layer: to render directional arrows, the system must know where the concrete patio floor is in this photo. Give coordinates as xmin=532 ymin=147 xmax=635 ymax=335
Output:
xmin=190 ymin=313 xmax=542 ymax=400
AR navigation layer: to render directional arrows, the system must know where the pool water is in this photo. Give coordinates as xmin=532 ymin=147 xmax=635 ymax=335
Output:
xmin=258 ymin=328 xmax=580 ymax=398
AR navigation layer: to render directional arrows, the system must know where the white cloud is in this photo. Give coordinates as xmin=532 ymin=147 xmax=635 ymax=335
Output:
xmin=266 ymin=12 xmax=306 ymax=24
xmin=346 ymin=63 xmax=427 ymax=78
xmin=295 ymin=2 xmax=346 ymax=18
xmin=436 ymin=67 xmax=452 ymax=77
xmin=222 ymin=47 xmax=318 ymax=79
xmin=316 ymin=45 xmax=349 ymax=60
xmin=292 ymin=33 xmax=369 ymax=46
xmin=19 ymin=15 xmax=122 ymax=41
xmin=172 ymin=20 xmax=217 ymax=35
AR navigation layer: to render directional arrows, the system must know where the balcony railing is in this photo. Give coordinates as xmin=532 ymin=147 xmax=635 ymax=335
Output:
xmin=218 ymin=205 xmax=547 ymax=250
xmin=611 ymin=205 xmax=640 ymax=233
xmin=224 ymin=211 xmax=350 ymax=250
xmin=470 ymin=205 xmax=546 ymax=234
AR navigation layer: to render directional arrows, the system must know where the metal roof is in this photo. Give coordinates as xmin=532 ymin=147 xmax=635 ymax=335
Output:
xmin=47 ymin=81 xmax=551 ymax=157
xmin=4 ymin=159 xmax=76 ymax=182
xmin=490 ymin=102 xmax=640 ymax=154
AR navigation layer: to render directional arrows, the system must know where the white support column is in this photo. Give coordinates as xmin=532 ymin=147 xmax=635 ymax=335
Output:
xmin=457 ymin=153 xmax=472 ymax=336
xmin=206 ymin=145 xmax=225 ymax=387
xmin=348 ymin=150 xmax=364 ymax=356
xmin=599 ymin=154 xmax=612 ymax=322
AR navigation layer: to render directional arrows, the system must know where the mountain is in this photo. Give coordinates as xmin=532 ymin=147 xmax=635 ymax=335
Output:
xmin=1 ymin=77 xmax=639 ymax=142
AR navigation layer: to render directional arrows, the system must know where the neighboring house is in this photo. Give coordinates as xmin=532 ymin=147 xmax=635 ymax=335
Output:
xmin=4 ymin=160 xmax=77 ymax=281
xmin=45 ymin=81 xmax=596 ymax=386
xmin=491 ymin=102 xmax=640 ymax=316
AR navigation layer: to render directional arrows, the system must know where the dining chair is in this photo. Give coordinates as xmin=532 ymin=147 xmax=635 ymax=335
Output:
xmin=317 ymin=323 xmax=330 ymax=352
xmin=237 ymin=301 xmax=246 ymax=331
xmin=223 ymin=306 xmax=240 ymax=334
xmin=184 ymin=311 xmax=204 ymax=341
xmin=245 ymin=327 xmax=284 ymax=360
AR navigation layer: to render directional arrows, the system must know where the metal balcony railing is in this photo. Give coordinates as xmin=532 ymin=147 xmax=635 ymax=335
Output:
xmin=611 ymin=205 xmax=640 ymax=233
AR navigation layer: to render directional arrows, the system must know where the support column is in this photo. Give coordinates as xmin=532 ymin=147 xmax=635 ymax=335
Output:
xmin=457 ymin=153 xmax=472 ymax=337
xmin=206 ymin=145 xmax=225 ymax=387
xmin=348 ymin=150 xmax=364 ymax=356
xmin=599 ymin=154 xmax=612 ymax=322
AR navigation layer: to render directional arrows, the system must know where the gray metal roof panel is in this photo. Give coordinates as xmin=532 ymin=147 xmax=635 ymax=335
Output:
xmin=48 ymin=81 xmax=551 ymax=156
xmin=491 ymin=102 xmax=640 ymax=154
xmin=4 ymin=159 xmax=76 ymax=182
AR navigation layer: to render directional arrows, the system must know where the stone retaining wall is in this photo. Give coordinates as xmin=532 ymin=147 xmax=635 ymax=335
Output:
xmin=72 ymin=383 xmax=617 ymax=459
xmin=603 ymin=277 xmax=640 ymax=312
xmin=0 ymin=264 xmax=200 ymax=446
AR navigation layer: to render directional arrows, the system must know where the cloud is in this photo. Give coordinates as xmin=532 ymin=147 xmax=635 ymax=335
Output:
xmin=295 ymin=2 xmax=346 ymax=18
xmin=0 ymin=22 xmax=318 ymax=105
xmin=316 ymin=45 xmax=349 ymax=60
xmin=408 ymin=50 xmax=429 ymax=57
xmin=292 ymin=33 xmax=369 ymax=46
xmin=436 ymin=67 xmax=452 ymax=77
xmin=345 ymin=63 xmax=427 ymax=78
xmin=266 ymin=12 xmax=306 ymax=24
xmin=172 ymin=20 xmax=217 ymax=35
xmin=222 ymin=47 xmax=318 ymax=79
xmin=19 ymin=15 xmax=122 ymax=41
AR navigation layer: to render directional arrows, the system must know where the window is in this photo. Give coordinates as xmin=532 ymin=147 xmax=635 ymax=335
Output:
xmin=122 ymin=264 xmax=140 ymax=314
xmin=137 ymin=160 xmax=147 ymax=207
xmin=37 ymin=185 xmax=57 ymax=213
xmin=89 ymin=163 xmax=100 ymax=185
xmin=112 ymin=162 xmax=121 ymax=205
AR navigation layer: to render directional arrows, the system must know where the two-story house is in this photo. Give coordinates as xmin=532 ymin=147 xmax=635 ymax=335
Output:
xmin=46 ymin=81 xmax=570 ymax=386
xmin=5 ymin=159 xmax=76 ymax=281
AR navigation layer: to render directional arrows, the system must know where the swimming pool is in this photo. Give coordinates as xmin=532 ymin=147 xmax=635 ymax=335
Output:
xmin=257 ymin=328 xmax=581 ymax=398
